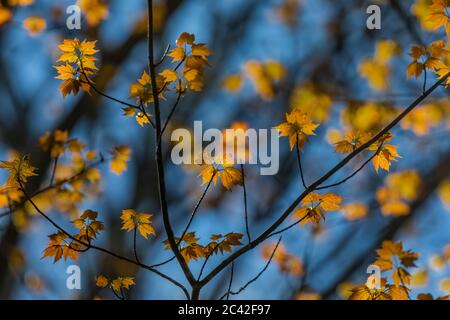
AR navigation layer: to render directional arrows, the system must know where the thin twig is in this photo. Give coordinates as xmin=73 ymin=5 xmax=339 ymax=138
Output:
xmin=178 ymin=172 xmax=215 ymax=245
xmin=159 ymin=88 xmax=183 ymax=142
xmin=198 ymin=72 xmax=450 ymax=287
xmin=266 ymin=211 xmax=310 ymax=238
xmin=155 ymin=44 xmax=171 ymax=67
xmin=315 ymin=143 xmax=383 ymax=190
xmin=219 ymin=237 xmax=282 ymax=299
xmin=0 ymin=157 xmax=106 ymax=219
xmin=79 ymin=64 xmax=155 ymax=128
xmin=197 ymin=239 xmax=227 ymax=281
xmin=133 ymin=227 xmax=141 ymax=264
xmin=149 ymin=256 xmax=176 ymax=268
xmin=18 ymin=178 xmax=190 ymax=299
xmin=296 ymin=138 xmax=307 ymax=189
xmin=111 ymin=288 xmax=124 ymax=300
xmin=240 ymin=164 xmax=251 ymax=243
xmin=146 ymin=0 xmax=196 ymax=287
xmin=226 ymin=262 xmax=235 ymax=300
xmin=79 ymin=75 xmax=138 ymax=110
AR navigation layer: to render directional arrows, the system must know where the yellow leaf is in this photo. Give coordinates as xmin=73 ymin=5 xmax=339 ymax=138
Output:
xmin=411 ymin=269 xmax=428 ymax=287
xmin=176 ymin=32 xmax=195 ymax=46
xmin=0 ymin=8 xmax=12 ymax=26
xmin=0 ymin=155 xmax=37 ymax=186
xmin=120 ymin=209 xmax=155 ymax=239
xmin=407 ymin=61 xmax=424 ymax=79
xmin=320 ymin=193 xmax=342 ymax=211
xmin=440 ymin=278 xmax=450 ymax=294
xmin=438 ymin=179 xmax=450 ymax=207
xmin=222 ymin=74 xmax=243 ymax=93
xmin=274 ymin=109 xmax=319 ymax=151
xmin=341 ymin=203 xmax=368 ymax=220
xmin=78 ymin=0 xmax=109 ymax=27
xmin=168 ymin=46 xmax=185 ymax=62
xmin=372 ymin=144 xmax=400 ymax=173
xmin=23 ymin=15 xmax=46 ymax=36
xmin=160 ymin=69 xmax=178 ymax=83
xmin=191 ymin=43 xmax=210 ymax=59
xmin=375 ymin=40 xmax=401 ymax=64
xmin=110 ymin=146 xmax=131 ymax=175
xmin=136 ymin=112 xmax=150 ymax=127
xmin=95 ymin=275 xmax=109 ymax=288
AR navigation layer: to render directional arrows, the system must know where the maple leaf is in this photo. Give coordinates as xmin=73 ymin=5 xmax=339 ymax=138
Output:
xmin=129 ymin=71 xmax=166 ymax=106
xmin=198 ymin=154 xmax=243 ymax=190
xmin=204 ymin=233 xmax=243 ymax=255
xmin=274 ymin=109 xmax=319 ymax=151
xmin=41 ymin=231 xmax=81 ymax=263
xmin=95 ymin=275 xmax=135 ymax=294
xmin=110 ymin=145 xmax=131 ymax=175
xmin=293 ymin=192 xmax=342 ymax=226
xmin=176 ymin=32 xmax=195 ymax=46
xmin=111 ymin=277 xmax=135 ymax=292
xmin=373 ymin=240 xmax=419 ymax=280
xmin=426 ymin=0 xmax=450 ymax=35
xmin=54 ymin=38 xmax=98 ymax=97
xmin=72 ymin=209 xmax=104 ymax=241
xmin=0 ymin=155 xmax=37 ymax=186
xmin=167 ymin=46 xmax=186 ymax=62
xmin=372 ymin=144 xmax=400 ymax=173
xmin=58 ymin=38 xmax=98 ymax=69
xmin=349 ymin=277 xmax=391 ymax=300
xmin=95 ymin=275 xmax=109 ymax=288
xmin=165 ymin=33 xmax=211 ymax=92
xmin=334 ymin=130 xmax=370 ymax=154
xmin=294 ymin=207 xmax=325 ymax=225
xmin=120 ymin=209 xmax=155 ymax=239
xmin=135 ymin=112 xmax=151 ymax=127
xmin=164 ymin=232 xmax=207 ymax=264
xmin=191 ymin=44 xmax=211 ymax=60
xmin=160 ymin=69 xmax=178 ymax=83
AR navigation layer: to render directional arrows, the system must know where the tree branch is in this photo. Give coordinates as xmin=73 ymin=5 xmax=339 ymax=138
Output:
xmin=296 ymin=139 xmax=307 ymax=189
xmin=17 ymin=179 xmax=190 ymax=299
xmin=241 ymin=164 xmax=251 ymax=243
xmin=198 ymin=72 xmax=450 ymax=287
xmin=146 ymin=0 xmax=197 ymax=289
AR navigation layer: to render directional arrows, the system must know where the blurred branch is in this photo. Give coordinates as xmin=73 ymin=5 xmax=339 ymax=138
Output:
xmin=318 ymin=151 xmax=450 ymax=299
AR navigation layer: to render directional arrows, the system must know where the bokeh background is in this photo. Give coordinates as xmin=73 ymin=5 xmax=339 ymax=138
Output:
xmin=0 ymin=0 xmax=449 ymax=299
